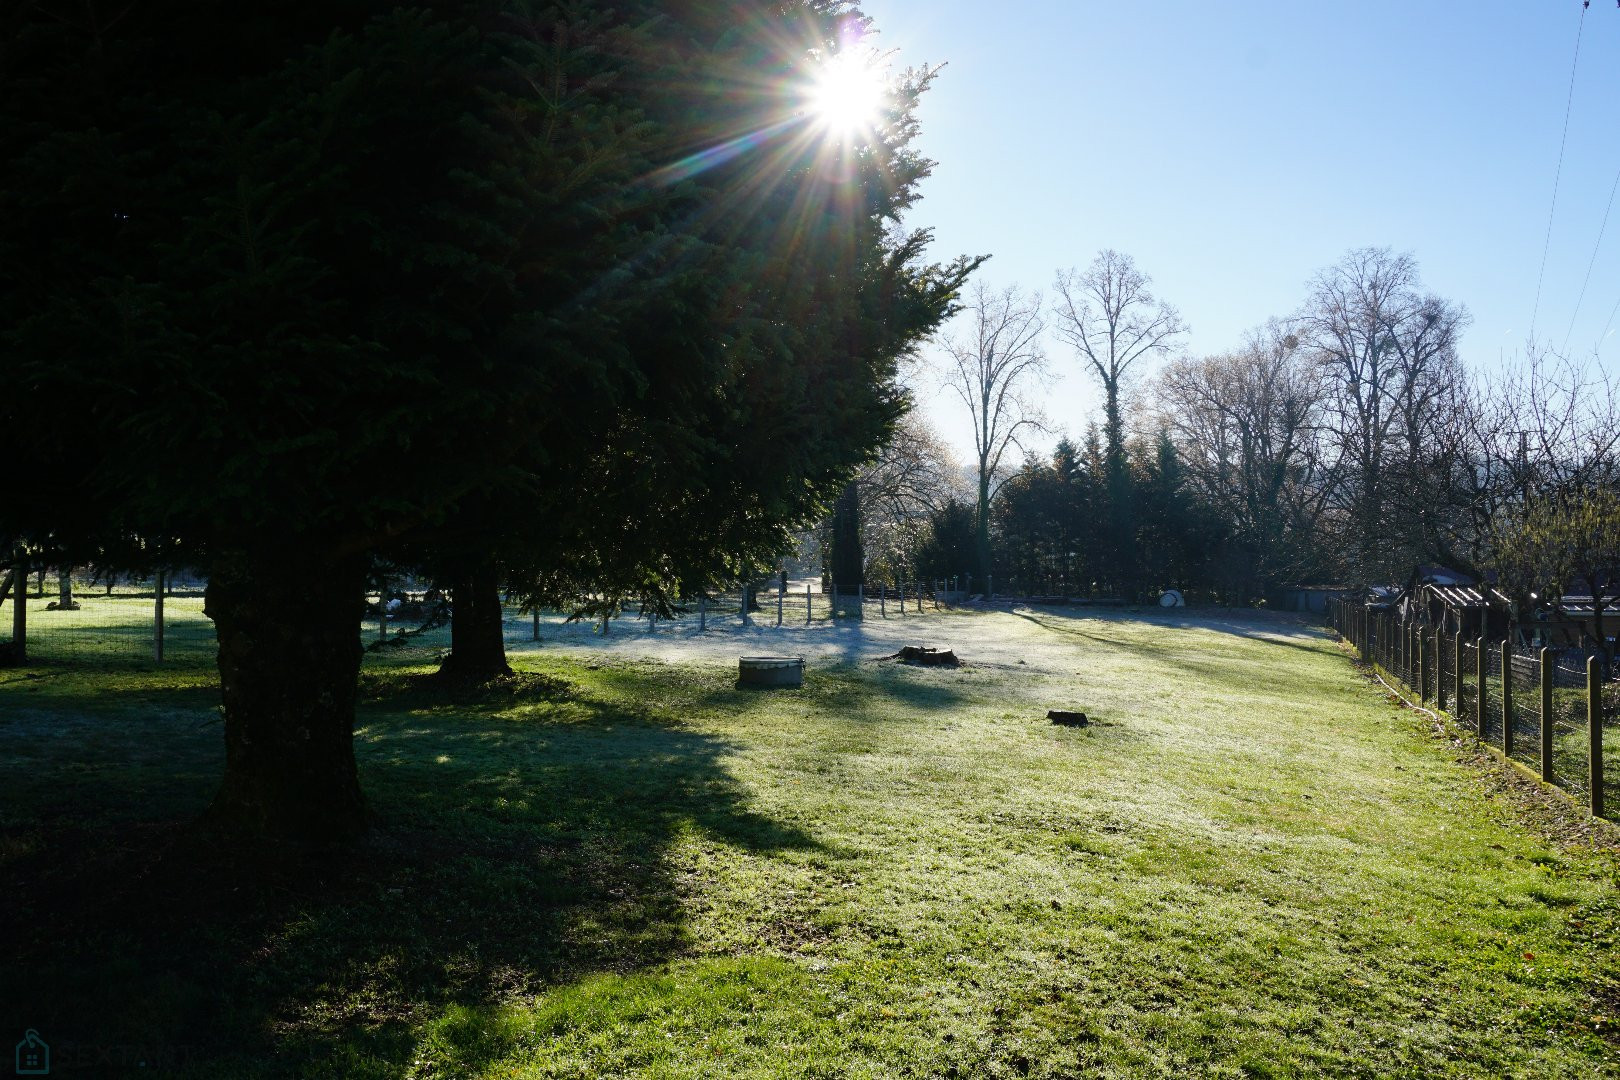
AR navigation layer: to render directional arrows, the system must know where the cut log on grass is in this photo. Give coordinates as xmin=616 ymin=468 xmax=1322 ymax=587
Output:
xmin=1047 ymin=710 xmax=1088 ymax=727
xmin=879 ymin=646 xmax=961 ymax=667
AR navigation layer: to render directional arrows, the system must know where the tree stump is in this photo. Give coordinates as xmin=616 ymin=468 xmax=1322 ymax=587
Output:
xmin=882 ymin=646 xmax=960 ymax=667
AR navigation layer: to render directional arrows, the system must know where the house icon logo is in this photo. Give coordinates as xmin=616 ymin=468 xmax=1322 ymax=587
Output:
xmin=14 ymin=1029 xmax=48 ymax=1075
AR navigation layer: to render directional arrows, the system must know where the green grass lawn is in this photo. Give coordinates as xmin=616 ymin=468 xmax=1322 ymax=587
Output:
xmin=2 ymin=609 xmax=1618 ymax=1077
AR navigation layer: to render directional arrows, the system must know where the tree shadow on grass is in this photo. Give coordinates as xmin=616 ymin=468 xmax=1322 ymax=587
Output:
xmin=0 ymin=674 xmax=815 ymax=1078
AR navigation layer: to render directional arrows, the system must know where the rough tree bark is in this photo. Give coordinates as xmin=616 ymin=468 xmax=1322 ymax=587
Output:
xmin=205 ymin=553 xmax=368 ymax=842
xmin=438 ymin=563 xmax=512 ymax=682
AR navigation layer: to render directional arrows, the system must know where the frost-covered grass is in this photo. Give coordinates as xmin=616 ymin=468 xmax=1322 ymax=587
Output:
xmin=2 ymin=607 xmax=1617 ymax=1077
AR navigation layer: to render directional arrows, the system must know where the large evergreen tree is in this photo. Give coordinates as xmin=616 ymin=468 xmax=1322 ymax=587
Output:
xmin=0 ymin=1 xmax=976 ymax=839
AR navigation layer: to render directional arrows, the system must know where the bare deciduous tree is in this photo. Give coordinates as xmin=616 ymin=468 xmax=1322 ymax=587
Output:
xmin=1300 ymin=247 xmax=1468 ymax=584
xmin=1051 ymin=250 xmax=1187 ymax=591
xmin=1154 ymin=321 xmax=1333 ymax=598
xmin=855 ymin=413 xmax=963 ymax=580
xmin=1051 ymin=250 xmax=1188 ymax=468
xmin=939 ymin=282 xmax=1049 ymax=579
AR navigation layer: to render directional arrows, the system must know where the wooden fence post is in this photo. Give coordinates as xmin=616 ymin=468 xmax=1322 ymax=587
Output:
xmin=1417 ymin=632 xmax=1428 ymax=704
xmin=1436 ymin=633 xmax=1448 ymax=713
xmin=1590 ymin=656 xmax=1605 ymax=818
xmin=153 ymin=571 xmax=166 ymax=663
xmin=1501 ymin=640 xmax=1513 ymax=757
xmin=1454 ymin=633 xmax=1464 ymax=719
xmin=1540 ymin=648 xmax=1554 ymax=784
xmin=1476 ymin=637 xmax=1486 ymax=734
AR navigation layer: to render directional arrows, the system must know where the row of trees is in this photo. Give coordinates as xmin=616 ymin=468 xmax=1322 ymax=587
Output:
xmin=908 ymin=247 xmax=1618 ymax=607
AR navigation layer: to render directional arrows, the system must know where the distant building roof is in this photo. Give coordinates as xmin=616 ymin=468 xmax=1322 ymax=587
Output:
xmin=1425 ymin=583 xmax=1503 ymax=610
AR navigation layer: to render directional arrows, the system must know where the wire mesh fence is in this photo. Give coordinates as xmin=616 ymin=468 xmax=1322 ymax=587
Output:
xmin=0 ymin=574 xmax=215 ymax=667
xmin=1550 ymin=657 xmax=1592 ymax=808
xmin=1480 ymin=642 xmax=1503 ymax=748
xmin=1506 ymin=645 xmax=1540 ymax=773
xmin=1458 ymin=638 xmax=1480 ymax=735
xmin=1328 ymin=597 xmax=1611 ymax=819
xmin=4 ymin=575 xmax=958 ymax=670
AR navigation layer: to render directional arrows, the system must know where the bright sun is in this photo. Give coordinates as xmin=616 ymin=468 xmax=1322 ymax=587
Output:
xmin=808 ymin=50 xmax=887 ymax=137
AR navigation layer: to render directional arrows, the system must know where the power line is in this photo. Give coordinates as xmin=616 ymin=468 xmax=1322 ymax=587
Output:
xmin=1528 ymin=2 xmax=1588 ymax=343
xmin=1561 ymin=162 xmax=1620 ymax=354
xmin=1600 ymin=291 xmax=1620 ymax=358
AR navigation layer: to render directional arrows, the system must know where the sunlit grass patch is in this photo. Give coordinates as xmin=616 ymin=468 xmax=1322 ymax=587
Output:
xmin=2 ymin=609 xmax=1617 ymax=1077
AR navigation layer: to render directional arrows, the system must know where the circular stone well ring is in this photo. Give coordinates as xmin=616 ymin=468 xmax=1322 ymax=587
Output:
xmin=738 ymin=656 xmax=805 ymax=688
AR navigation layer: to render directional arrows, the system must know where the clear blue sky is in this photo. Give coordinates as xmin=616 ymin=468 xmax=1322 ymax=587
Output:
xmin=858 ymin=0 xmax=1620 ymax=463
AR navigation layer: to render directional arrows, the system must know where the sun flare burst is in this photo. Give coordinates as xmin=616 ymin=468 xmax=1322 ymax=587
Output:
xmin=807 ymin=49 xmax=888 ymax=138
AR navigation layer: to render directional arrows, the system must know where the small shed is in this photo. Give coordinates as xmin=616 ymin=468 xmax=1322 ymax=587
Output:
xmin=1418 ymin=581 xmax=1509 ymax=640
xmin=1279 ymin=584 xmax=1350 ymax=615
xmin=1536 ymin=580 xmax=1620 ymax=649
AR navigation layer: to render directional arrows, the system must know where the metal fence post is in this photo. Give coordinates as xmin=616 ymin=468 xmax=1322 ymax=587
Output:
xmin=1476 ymin=637 xmax=1486 ymax=734
xmin=1590 ymin=656 xmax=1605 ymax=818
xmin=879 ymin=584 xmax=886 ymax=618
xmin=153 ymin=570 xmax=166 ymax=663
xmin=806 ymin=584 xmax=812 ymax=625
xmin=1501 ymin=640 xmax=1513 ymax=757
xmin=1540 ymin=648 xmax=1554 ymax=784
xmin=778 ymin=572 xmax=785 ymax=627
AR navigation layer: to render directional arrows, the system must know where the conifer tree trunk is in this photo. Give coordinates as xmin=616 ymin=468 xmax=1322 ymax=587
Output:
xmin=829 ymin=482 xmax=864 ymax=617
xmin=438 ymin=563 xmax=511 ymax=682
xmin=205 ymin=553 xmax=368 ymax=841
